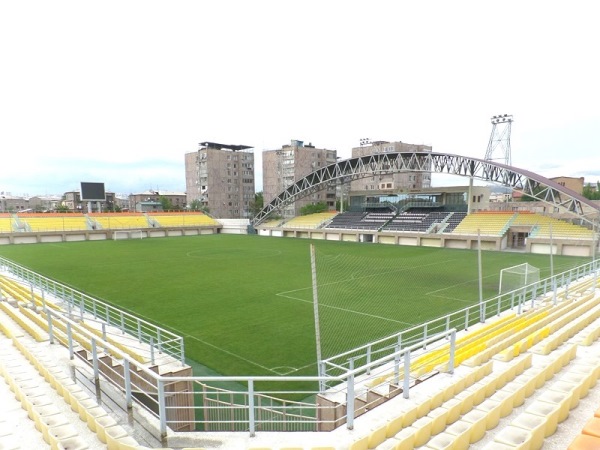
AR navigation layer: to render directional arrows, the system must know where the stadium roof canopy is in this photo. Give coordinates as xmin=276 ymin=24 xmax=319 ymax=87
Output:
xmin=252 ymin=152 xmax=600 ymax=227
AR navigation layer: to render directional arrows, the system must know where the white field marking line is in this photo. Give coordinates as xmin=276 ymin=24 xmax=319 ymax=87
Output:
xmin=423 ymin=260 xmax=573 ymax=302
xmin=286 ymin=360 xmax=320 ymax=374
xmin=276 ymin=257 xmax=460 ymax=325
xmin=185 ymin=334 xmax=281 ymax=375
xmin=277 ymin=291 xmax=413 ymax=325
xmin=270 ymin=366 xmax=299 ymax=376
xmin=424 ymin=271 xmax=512 ymax=301
xmin=111 ymin=307 xmax=279 ymax=375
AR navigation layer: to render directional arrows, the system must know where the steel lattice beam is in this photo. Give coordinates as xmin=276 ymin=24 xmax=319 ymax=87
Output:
xmin=252 ymin=152 xmax=600 ymax=227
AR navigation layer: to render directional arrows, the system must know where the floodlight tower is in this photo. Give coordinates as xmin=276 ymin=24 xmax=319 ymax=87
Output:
xmin=485 ymin=114 xmax=513 ymax=166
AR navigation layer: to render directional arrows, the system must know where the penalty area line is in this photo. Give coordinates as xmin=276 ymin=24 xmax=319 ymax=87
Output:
xmin=276 ymin=291 xmax=413 ymax=325
xmin=115 ymin=308 xmax=283 ymax=375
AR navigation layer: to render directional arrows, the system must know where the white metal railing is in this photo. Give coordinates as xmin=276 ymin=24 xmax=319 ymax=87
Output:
xmin=321 ymin=258 xmax=600 ymax=378
xmin=43 ymin=306 xmax=456 ymax=437
xmin=0 ymin=256 xmax=185 ymax=365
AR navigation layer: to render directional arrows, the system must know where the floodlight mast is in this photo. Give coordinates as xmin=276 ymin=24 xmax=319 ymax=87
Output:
xmin=484 ymin=114 xmax=513 ymax=166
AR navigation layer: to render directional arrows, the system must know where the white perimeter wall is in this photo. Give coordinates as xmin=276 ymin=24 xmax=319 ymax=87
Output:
xmin=217 ymin=219 xmax=249 ymax=234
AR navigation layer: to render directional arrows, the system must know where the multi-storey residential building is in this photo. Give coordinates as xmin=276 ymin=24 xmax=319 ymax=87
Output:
xmin=0 ymin=194 xmax=29 ymax=212
xmin=128 ymin=190 xmax=186 ymax=212
xmin=262 ymin=140 xmax=337 ymax=218
xmin=350 ymin=140 xmax=432 ymax=193
xmin=28 ymin=195 xmax=62 ymax=212
xmin=185 ymin=142 xmax=255 ymax=219
xmin=549 ymin=176 xmax=584 ymax=195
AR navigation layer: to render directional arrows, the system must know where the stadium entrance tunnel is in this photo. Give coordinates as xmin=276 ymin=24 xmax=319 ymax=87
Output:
xmin=252 ymin=151 xmax=600 ymax=227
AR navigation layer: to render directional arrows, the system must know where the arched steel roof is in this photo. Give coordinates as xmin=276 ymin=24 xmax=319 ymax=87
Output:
xmin=252 ymin=152 xmax=600 ymax=227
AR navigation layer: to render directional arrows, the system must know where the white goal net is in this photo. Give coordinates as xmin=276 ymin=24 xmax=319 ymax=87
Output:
xmin=113 ymin=230 xmax=144 ymax=240
xmin=499 ymin=263 xmax=540 ymax=295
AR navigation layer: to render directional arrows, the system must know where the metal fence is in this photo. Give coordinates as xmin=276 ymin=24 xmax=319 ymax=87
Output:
xmin=321 ymin=258 xmax=600 ymax=378
xmin=42 ymin=307 xmax=456 ymax=437
xmin=0 ymin=256 xmax=185 ymax=365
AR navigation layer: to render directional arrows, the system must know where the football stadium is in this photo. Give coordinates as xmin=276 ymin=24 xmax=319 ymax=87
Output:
xmin=1 ymin=153 xmax=600 ymax=450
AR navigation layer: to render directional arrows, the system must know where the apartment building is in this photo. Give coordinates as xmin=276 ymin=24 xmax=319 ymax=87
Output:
xmin=262 ymin=140 xmax=337 ymax=218
xmin=185 ymin=142 xmax=255 ymax=219
xmin=128 ymin=190 xmax=187 ymax=212
xmin=350 ymin=140 xmax=432 ymax=193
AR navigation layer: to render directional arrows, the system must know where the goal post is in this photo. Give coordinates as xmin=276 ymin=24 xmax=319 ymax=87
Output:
xmin=113 ymin=230 xmax=144 ymax=240
xmin=499 ymin=263 xmax=540 ymax=295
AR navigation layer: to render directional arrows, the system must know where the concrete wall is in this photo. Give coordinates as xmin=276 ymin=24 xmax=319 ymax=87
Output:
xmin=254 ymin=226 xmax=596 ymax=256
xmin=0 ymin=226 xmax=220 ymax=245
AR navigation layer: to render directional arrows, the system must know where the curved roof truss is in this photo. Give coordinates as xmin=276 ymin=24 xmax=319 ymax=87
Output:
xmin=253 ymin=152 xmax=600 ymax=227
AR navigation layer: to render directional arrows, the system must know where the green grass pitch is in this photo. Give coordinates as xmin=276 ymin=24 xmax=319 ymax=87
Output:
xmin=0 ymin=235 xmax=589 ymax=378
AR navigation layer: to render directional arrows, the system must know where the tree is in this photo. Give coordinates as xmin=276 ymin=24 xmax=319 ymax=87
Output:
xmin=249 ymin=192 xmax=264 ymax=216
xmin=583 ymin=182 xmax=600 ymax=200
xmin=159 ymin=196 xmax=174 ymax=211
xmin=188 ymin=199 xmax=209 ymax=212
xmin=520 ymin=186 xmax=545 ymax=202
xmin=188 ymin=199 xmax=201 ymax=211
xmin=300 ymin=201 xmax=328 ymax=215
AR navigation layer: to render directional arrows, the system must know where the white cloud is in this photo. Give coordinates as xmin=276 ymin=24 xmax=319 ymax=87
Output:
xmin=1 ymin=0 xmax=599 ymax=196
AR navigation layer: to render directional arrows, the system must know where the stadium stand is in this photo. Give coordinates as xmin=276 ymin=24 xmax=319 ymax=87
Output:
xmin=382 ymin=211 xmax=451 ymax=233
xmin=259 ymin=218 xmax=285 ymax=228
xmin=0 ymin=311 xmax=151 ymax=449
xmin=282 ymin=211 xmax=338 ymax=229
xmin=342 ymin=274 xmax=600 ymax=450
xmin=325 ymin=211 xmax=368 ymax=229
xmin=511 ymin=212 xmax=595 ymax=240
xmin=451 ymin=211 xmax=515 ymax=236
xmin=322 ymin=211 xmax=396 ymax=231
xmin=89 ymin=212 xmax=150 ymax=230
xmin=0 ymin=214 xmax=13 ymax=233
xmin=442 ymin=211 xmax=468 ymax=233
xmin=0 ymin=282 xmax=185 ymax=449
xmin=15 ymin=213 xmax=90 ymax=232
xmin=147 ymin=212 xmax=220 ymax=227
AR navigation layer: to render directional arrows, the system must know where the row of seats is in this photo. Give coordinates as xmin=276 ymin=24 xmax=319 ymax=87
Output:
xmin=4 ymin=213 xmax=220 ymax=233
xmin=0 ymin=324 xmax=94 ymax=448
xmin=355 ymin=333 xmax=594 ymax=449
xmin=452 ymin=212 xmax=515 ymax=236
xmin=512 ymin=213 xmax=595 ymax=240
xmin=0 ymin=274 xmax=60 ymax=310
xmin=0 ymin=216 xmax=13 ymax=233
xmin=0 ymin=300 xmax=49 ymax=342
xmin=0 ymin=305 xmax=236 ymax=450
xmin=283 ymin=211 xmax=339 ymax=229
xmin=324 ymin=211 xmax=452 ymax=233
xmin=17 ymin=216 xmax=90 ymax=232
xmin=442 ymin=212 xmax=467 ymax=233
xmin=147 ymin=213 xmax=219 ymax=227
xmin=367 ymin=297 xmax=554 ymax=389
xmin=0 ymin=305 xmax=158 ymax=450
xmin=346 ymin=276 xmax=600 ymax=449
xmin=325 ymin=212 xmax=368 ymax=229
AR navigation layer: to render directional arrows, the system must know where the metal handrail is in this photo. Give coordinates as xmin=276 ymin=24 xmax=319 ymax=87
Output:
xmin=0 ymin=256 xmax=185 ymax=365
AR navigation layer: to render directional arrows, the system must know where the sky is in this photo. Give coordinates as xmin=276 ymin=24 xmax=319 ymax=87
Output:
xmin=1 ymin=1 xmax=599 ymax=198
